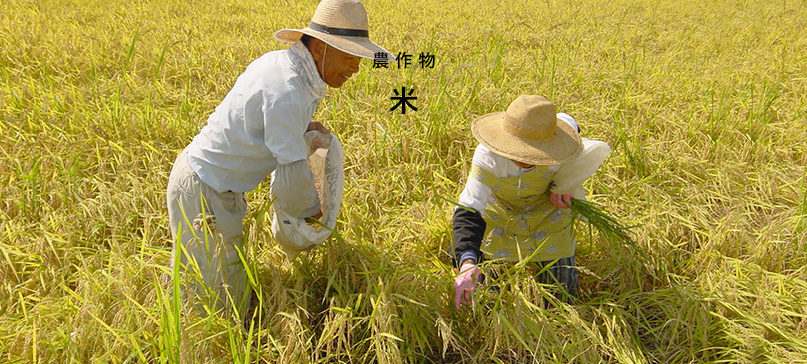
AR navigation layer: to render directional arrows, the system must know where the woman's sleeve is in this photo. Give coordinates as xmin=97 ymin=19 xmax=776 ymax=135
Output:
xmin=452 ymin=206 xmax=486 ymax=268
xmin=451 ymin=147 xmax=496 ymax=267
xmin=550 ymin=139 xmax=611 ymax=194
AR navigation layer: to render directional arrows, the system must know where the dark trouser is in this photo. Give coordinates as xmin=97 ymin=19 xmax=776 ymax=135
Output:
xmin=482 ymin=255 xmax=579 ymax=308
xmin=535 ymin=255 xmax=578 ymax=307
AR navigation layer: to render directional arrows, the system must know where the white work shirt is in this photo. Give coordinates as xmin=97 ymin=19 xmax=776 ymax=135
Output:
xmin=186 ymin=41 xmax=327 ymax=194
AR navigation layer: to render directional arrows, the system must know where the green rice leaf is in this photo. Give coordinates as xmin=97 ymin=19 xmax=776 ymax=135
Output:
xmin=570 ymin=198 xmax=635 ymax=245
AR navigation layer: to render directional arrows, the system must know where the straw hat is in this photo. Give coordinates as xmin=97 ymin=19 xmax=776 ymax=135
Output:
xmin=274 ymin=0 xmax=392 ymax=60
xmin=472 ymin=95 xmax=583 ymax=165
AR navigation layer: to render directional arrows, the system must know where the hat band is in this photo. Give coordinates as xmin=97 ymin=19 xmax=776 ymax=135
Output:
xmin=502 ymin=114 xmax=554 ymax=141
xmin=309 ymin=21 xmax=369 ymax=38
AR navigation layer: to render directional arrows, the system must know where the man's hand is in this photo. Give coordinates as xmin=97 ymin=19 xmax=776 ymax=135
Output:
xmin=550 ymin=193 xmax=574 ymax=209
xmin=306 ymin=121 xmax=330 ymax=134
xmin=453 ymin=261 xmax=481 ymax=310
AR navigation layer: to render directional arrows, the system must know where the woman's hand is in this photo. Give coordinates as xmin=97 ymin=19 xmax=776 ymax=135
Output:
xmin=550 ymin=193 xmax=574 ymax=209
xmin=453 ymin=261 xmax=481 ymax=310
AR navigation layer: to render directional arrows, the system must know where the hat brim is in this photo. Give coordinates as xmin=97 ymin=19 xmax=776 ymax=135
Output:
xmin=274 ymin=28 xmax=394 ymax=61
xmin=471 ymin=112 xmax=583 ymax=165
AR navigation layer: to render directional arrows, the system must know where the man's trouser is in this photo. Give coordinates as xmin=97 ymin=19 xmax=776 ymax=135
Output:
xmin=166 ymin=149 xmax=250 ymax=319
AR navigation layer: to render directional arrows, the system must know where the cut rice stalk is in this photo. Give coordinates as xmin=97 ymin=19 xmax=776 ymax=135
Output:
xmin=570 ymin=198 xmax=635 ymax=246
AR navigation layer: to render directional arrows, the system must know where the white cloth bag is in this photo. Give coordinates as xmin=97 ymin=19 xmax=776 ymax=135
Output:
xmin=270 ymin=131 xmax=344 ymax=260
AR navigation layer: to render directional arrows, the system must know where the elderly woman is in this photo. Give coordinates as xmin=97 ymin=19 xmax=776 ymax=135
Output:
xmin=451 ymin=95 xmax=611 ymax=310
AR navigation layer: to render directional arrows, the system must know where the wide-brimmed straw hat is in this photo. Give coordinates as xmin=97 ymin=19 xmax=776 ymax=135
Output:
xmin=472 ymin=95 xmax=583 ymax=165
xmin=274 ymin=0 xmax=393 ymax=60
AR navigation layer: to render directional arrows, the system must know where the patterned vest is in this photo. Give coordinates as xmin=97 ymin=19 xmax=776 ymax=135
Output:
xmin=470 ymin=164 xmax=576 ymax=262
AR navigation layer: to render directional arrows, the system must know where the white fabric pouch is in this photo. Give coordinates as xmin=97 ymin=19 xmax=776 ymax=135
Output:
xmin=270 ymin=130 xmax=344 ymax=261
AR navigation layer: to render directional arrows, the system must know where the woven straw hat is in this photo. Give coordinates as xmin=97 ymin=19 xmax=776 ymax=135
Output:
xmin=274 ymin=0 xmax=392 ymax=60
xmin=472 ymin=95 xmax=583 ymax=165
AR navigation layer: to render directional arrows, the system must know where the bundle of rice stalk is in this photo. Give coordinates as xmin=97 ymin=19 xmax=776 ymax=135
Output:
xmin=570 ymin=198 xmax=634 ymax=246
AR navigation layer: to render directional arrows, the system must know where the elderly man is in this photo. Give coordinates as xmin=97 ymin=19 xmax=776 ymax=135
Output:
xmin=166 ymin=0 xmax=392 ymax=319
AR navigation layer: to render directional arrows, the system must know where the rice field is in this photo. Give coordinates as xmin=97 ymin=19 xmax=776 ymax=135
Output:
xmin=1 ymin=0 xmax=807 ymax=362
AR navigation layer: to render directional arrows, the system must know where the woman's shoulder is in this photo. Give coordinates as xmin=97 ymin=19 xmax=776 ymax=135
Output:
xmin=473 ymin=144 xmax=507 ymax=166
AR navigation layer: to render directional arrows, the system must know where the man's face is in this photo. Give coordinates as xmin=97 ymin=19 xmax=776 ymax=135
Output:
xmin=309 ymin=39 xmax=361 ymax=88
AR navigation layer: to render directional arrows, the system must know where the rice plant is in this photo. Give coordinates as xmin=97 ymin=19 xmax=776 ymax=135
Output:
xmin=1 ymin=0 xmax=806 ymax=362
